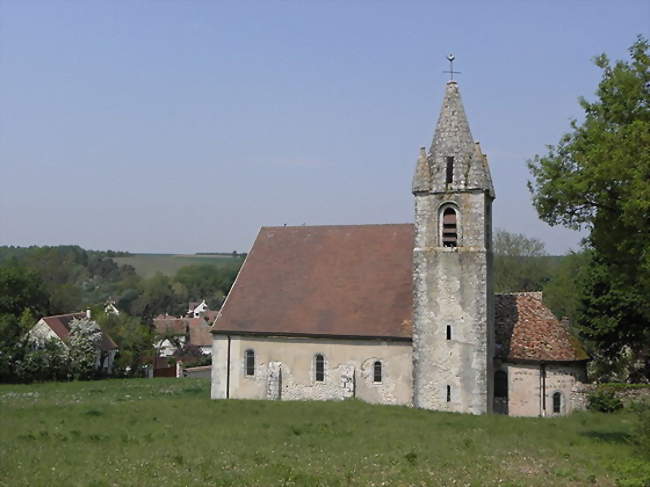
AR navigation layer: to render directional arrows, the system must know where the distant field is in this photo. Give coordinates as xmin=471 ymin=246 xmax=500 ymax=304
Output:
xmin=113 ymin=253 xmax=242 ymax=277
xmin=0 ymin=379 xmax=648 ymax=486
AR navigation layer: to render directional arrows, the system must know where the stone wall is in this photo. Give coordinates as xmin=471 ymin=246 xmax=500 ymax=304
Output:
xmin=412 ymin=190 xmax=493 ymax=414
xmin=211 ymin=335 xmax=413 ymax=405
xmin=500 ymin=362 xmax=588 ymax=417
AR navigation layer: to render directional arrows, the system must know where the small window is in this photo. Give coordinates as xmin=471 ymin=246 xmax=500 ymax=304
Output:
xmin=446 ymin=156 xmax=454 ymax=184
xmin=495 ymin=370 xmax=508 ymax=398
xmin=442 ymin=207 xmax=458 ymax=247
xmin=315 ymin=354 xmax=324 ymax=382
xmin=446 ymin=385 xmax=451 ymax=402
xmin=553 ymin=392 xmax=562 ymax=414
xmin=373 ymin=361 xmax=382 ymax=383
xmin=245 ymin=349 xmax=255 ymax=376
xmin=446 ymin=325 xmax=451 ymax=340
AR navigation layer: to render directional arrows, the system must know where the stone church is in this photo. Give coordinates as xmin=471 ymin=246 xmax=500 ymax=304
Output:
xmin=210 ymin=80 xmax=589 ymax=416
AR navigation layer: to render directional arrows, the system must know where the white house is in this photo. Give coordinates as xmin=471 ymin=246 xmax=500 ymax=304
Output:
xmin=28 ymin=311 xmax=118 ymax=372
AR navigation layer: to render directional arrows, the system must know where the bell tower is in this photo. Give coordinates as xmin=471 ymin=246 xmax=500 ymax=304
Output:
xmin=411 ymin=79 xmax=495 ymax=414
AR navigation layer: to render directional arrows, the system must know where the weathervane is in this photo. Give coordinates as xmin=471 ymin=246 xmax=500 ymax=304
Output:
xmin=443 ymin=53 xmax=461 ymax=81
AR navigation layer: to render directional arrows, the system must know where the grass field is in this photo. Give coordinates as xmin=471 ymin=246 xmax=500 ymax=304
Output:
xmin=1 ymin=379 xmax=648 ymax=487
xmin=113 ymin=253 xmax=242 ymax=278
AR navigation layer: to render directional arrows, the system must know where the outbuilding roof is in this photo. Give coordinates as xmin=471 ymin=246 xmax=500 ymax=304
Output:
xmin=213 ymin=224 xmax=587 ymax=363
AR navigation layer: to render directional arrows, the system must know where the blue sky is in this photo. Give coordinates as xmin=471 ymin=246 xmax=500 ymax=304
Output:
xmin=1 ymin=1 xmax=647 ymax=254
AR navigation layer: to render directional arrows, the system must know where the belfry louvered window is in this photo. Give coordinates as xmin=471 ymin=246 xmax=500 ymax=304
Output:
xmin=442 ymin=207 xmax=458 ymax=247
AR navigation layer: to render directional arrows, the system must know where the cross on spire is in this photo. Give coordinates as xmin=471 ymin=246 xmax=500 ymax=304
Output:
xmin=443 ymin=53 xmax=461 ymax=81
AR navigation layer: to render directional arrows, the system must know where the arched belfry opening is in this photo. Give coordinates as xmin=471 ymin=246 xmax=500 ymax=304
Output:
xmin=441 ymin=206 xmax=459 ymax=247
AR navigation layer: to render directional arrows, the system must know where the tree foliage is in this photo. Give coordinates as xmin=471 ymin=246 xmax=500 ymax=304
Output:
xmin=97 ymin=312 xmax=152 ymax=377
xmin=493 ymin=229 xmax=551 ymax=293
xmin=527 ymin=36 xmax=650 ymax=380
xmin=68 ymin=318 xmax=102 ymax=380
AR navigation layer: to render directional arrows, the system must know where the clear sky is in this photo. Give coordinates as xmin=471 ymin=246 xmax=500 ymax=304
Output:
xmin=1 ymin=1 xmax=647 ymax=255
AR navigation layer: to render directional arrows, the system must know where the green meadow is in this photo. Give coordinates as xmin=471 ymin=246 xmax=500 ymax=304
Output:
xmin=0 ymin=379 xmax=648 ymax=486
xmin=112 ymin=253 xmax=241 ymax=278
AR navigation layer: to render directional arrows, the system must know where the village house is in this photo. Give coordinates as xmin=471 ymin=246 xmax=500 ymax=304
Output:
xmin=28 ymin=310 xmax=118 ymax=372
xmin=154 ymin=303 xmax=216 ymax=358
xmin=209 ymin=79 xmax=589 ymax=417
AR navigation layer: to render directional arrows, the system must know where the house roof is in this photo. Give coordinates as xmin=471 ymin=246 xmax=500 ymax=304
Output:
xmin=154 ymin=317 xmax=188 ymax=336
xmin=41 ymin=312 xmax=118 ymax=352
xmin=153 ymin=311 xmax=217 ymax=346
xmin=213 ymin=224 xmax=588 ymax=363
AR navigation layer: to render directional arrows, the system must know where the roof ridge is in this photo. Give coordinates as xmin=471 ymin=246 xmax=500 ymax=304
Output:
xmin=43 ymin=311 xmax=86 ymax=319
xmin=261 ymin=223 xmax=414 ymax=230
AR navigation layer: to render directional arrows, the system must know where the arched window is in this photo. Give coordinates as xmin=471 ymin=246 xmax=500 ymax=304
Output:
xmin=245 ymin=349 xmax=255 ymax=376
xmin=373 ymin=361 xmax=382 ymax=383
xmin=553 ymin=392 xmax=562 ymax=414
xmin=442 ymin=207 xmax=458 ymax=247
xmin=495 ymin=370 xmax=508 ymax=398
xmin=315 ymin=354 xmax=324 ymax=382
xmin=446 ymin=385 xmax=451 ymax=402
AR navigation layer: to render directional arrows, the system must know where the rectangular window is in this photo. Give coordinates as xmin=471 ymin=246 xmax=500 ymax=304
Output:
xmin=446 ymin=385 xmax=451 ymax=402
xmin=446 ymin=156 xmax=454 ymax=184
xmin=446 ymin=325 xmax=451 ymax=340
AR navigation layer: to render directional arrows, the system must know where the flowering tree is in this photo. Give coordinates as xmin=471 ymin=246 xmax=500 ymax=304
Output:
xmin=68 ymin=318 xmax=102 ymax=379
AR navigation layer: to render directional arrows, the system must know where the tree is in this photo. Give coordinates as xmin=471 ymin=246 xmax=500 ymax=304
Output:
xmin=493 ymin=229 xmax=550 ymax=293
xmin=97 ymin=312 xmax=152 ymax=377
xmin=527 ymin=36 xmax=650 ymax=380
xmin=68 ymin=318 xmax=102 ymax=379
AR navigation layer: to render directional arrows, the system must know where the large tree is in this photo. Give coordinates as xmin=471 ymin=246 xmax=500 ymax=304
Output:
xmin=493 ymin=229 xmax=550 ymax=293
xmin=527 ymin=36 xmax=650 ymax=380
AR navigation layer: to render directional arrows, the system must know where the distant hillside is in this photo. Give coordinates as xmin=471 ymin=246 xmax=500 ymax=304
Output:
xmin=112 ymin=253 xmax=243 ymax=278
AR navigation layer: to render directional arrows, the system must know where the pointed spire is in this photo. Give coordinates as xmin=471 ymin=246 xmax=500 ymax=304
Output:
xmin=412 ymin=80 xmax=495 ymax=197
xmin=471 ymin=142 xmax=495 ymax=198
xmin=412 ymin=147 xmax=431 ymax=193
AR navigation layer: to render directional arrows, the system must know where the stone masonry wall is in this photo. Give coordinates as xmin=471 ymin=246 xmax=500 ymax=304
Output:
xmin=412 ymin=190 xmax=493 ymax=414
xmin=212 ymin=335 xmax=413 ymax=405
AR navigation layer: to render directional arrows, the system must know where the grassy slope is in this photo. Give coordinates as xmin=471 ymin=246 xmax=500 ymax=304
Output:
xmin=113 ymin=254 xmax=240 ymax=278
xmin=0 ymin=379 xmax=647 ymax=487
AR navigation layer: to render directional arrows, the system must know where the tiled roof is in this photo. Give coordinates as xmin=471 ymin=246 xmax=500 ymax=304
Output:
xmin=213 ymin=225 xmax=414 ymax=339
xmin=154 ymin=317 xmax=187 ymax=336
xmin=213 ymin=224 xmax=588 ymax=363
xmin=41 ymin=313 xmax=118 ymax=352
xmin=154 ymin=311 xmax=218 ymax=346
xmin=495 ymin=292 xmax=588 ymax=362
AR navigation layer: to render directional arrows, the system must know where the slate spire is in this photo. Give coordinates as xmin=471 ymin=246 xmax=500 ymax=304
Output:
xmin=412 ymin=80 xmax=495 ymax=197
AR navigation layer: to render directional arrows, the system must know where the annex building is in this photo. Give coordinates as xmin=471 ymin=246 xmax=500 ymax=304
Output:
xmin=210 ymin=80 xmax=588 ymax=416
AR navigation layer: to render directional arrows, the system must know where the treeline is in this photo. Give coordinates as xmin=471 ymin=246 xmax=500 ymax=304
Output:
xmin=0 ymin=245 xmax=241 ymax=322
xmin=0 ymin=246 xmax=242 ymax=383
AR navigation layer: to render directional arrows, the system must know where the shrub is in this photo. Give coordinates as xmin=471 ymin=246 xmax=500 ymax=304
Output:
xmin=587 ymin=387 xmax=623 ymax=412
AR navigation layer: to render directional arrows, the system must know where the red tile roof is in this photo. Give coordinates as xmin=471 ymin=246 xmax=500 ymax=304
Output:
xmin=41 ymin=312 xmax=118 ymax=352
xmin=153 ymin=311 xmax=218 ymax=347
xmin=213 ymin=225 xmax=414 ymax=339
xmin=154 ymin=317 xmax=188 ymax=336
xmin=213 ymin=224 xmax=587 ymax=363
xmin=495 ymin=292 xmax=588 ymax=362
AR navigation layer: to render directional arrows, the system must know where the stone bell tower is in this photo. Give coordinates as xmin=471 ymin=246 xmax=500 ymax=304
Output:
xmin=411 ymin=80 xmax=495 ymax=414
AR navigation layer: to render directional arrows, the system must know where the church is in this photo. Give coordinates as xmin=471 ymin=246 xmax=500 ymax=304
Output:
xmin=210 ymin=79 xmax=589 ymax=416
